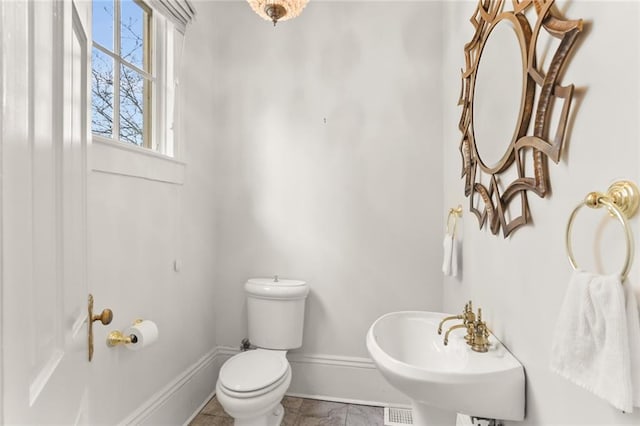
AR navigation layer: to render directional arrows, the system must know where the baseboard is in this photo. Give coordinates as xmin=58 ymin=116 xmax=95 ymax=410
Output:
xmin=182 ymin=388 xmax=217 ymax=426
xmin=214 ymin=346 xmax=408 ymax=407
xmin=121 ymin=345 xmax=409 ymax=426
xmin=119 ymin=347 xmax=220 ymax=426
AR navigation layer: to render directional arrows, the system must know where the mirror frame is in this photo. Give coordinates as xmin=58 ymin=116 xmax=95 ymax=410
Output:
xmin=458 ymin=0 xmax=583 ymax=237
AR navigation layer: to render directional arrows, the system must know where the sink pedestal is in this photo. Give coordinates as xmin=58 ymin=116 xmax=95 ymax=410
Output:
xmin=412 ymin=402 xmax=454 ymax=425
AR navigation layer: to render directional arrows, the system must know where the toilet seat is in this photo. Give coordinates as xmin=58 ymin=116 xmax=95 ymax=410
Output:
xmin=219 ymin=350 xmax=289 ymax=398
xmin=219 ymin=367 xmax=290 ymax=400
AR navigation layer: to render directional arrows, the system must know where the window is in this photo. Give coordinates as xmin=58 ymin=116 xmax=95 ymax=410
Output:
xmin=92 ymin=0 xmax=171 ymax=154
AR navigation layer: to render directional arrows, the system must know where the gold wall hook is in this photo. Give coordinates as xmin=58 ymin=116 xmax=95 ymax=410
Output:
xmin=450 ymin=205 xmax=463 ymax=216
xmin=447 ymin=205 xmax=463 ymax=236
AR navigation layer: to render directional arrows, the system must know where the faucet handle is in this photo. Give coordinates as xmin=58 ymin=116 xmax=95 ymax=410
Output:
xmin=470 ymin=308 xmax=490 ymax=353
xmin=462 ymin=305 xmax=476 ymax=325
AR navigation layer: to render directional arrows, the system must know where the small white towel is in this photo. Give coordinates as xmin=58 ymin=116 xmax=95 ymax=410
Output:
xmin=550 ymin=270 xmax=633 ymax=412
xmin=625 ymin=284 xmax=640 ymax=408
xmin=442 ymin=233 xmax=458 ymax=277
xmin=451 ymin=236 xmax=458 ymax=277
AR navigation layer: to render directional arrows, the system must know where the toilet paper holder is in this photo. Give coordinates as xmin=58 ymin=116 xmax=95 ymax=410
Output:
xmin=107 ymin=319 xmax=143 ymax=347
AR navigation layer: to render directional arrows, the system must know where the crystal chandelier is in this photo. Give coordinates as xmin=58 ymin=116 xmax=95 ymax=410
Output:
xmin=247 ymin=0 xmax=309 ymax=26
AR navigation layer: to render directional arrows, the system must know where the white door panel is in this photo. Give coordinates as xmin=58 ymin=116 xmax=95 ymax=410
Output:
xmin=1 ymin=0 xmax=90 ymax=424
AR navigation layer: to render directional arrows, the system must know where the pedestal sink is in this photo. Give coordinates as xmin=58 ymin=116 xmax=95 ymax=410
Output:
xmin=366 ymin=311 xmax=524 ymax=425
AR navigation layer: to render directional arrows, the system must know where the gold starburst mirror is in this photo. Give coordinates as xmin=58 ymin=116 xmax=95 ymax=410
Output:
xmin=458 ymin=0 xmax=583 ymax=237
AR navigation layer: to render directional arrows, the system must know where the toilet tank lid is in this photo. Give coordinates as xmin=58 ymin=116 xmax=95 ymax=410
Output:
xmin=246 ymin=278 xmax=306 ymax=287
xmin=245 ymin=278 xmax=309 ymax=300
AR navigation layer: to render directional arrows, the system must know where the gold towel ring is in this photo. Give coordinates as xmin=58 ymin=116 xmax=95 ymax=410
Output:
xmin=565 ymin=181 xmax=639 ymax=282
xmin=447 ymin=205 xmax=463 ymax=236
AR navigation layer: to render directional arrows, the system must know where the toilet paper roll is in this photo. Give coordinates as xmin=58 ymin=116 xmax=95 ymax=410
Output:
xmin=125 ymin=320 xmax=159 ymax=351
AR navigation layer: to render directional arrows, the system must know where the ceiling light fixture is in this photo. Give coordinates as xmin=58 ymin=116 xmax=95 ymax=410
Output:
xmin=247 ymin=0 xmax=309 ymax=26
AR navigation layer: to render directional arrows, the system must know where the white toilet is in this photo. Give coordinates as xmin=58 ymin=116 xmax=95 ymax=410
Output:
xmin=216 ymin=277 xmax=310 ymax=426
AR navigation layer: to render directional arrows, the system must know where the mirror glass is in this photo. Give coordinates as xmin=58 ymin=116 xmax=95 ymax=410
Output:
xmin=473 ymin=20 xmax=523 ymax=170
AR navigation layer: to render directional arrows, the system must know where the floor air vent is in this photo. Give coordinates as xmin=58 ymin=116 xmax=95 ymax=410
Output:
xmin=384 ymin=407 xmax=413 ymax=425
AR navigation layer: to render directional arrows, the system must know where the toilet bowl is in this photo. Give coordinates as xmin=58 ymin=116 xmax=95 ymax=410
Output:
xmin=215 ymin=277 xmax=309 ymax=425
xmin=216 ymin=349 xmax=291 ymax=426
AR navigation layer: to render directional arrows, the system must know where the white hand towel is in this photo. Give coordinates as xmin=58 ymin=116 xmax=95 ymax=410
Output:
xmin=451 ymin=236 xmax=459 ymax=277
xmin=442 ymin=233 xmax=453 ymax=276
xmin=625 ymin=284 xmax=640 ymax=408
xmin=550 ymin=270 xmax=633 ymax=412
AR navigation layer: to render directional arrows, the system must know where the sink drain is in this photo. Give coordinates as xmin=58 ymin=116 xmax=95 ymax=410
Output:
xmin=384 ymin=407 xmax=413 ymax=425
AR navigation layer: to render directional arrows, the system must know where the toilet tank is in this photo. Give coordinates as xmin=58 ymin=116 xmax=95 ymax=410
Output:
xmin=245 ymin=278 xmax=310 ymax=350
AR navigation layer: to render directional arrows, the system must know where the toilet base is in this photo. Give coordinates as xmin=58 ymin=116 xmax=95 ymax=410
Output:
xmin=216 ymin=363 xmax=291 ymax=426
xmin=234 ymin=403 xmax=284 ymax=426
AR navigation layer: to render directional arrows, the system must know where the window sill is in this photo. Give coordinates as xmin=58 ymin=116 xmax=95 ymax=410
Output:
xmin=90 ymin=137 xmax=185 ymax=185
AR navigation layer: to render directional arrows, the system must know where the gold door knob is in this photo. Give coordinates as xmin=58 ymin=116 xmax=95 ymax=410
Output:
xmin=88 ymin=294 xmax=114 ymax=362
xmin=92 ymin=308 xmax=113 ymax=325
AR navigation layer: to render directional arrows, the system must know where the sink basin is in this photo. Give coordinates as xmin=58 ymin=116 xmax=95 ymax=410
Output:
xmin=366 ymin=311 xmax=524 ymax=424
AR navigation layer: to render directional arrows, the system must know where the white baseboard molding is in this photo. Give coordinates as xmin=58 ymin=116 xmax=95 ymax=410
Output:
xmin=119 ymin=347 xmax=220 ymax=426
xmin=122 ymin=345 xmax=409 ymax=426
xmin=214 ymin=346 xmax=409 ymax=407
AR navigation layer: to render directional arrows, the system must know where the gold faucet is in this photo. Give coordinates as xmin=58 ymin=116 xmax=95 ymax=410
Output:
xmin=470 ymin=308 xmax=490 ymax=353
xmin=437 ymin=314 xmax=463 ymax=335
xmin=441 ymin=304 xmax=491 ymax=351
xmin=437 ymin=301 xmax=473 ymax=335
xmin=443 ymin=310 xmax=476 ymax=345
xmin=443 ymin=323 xmax=467 ymax=345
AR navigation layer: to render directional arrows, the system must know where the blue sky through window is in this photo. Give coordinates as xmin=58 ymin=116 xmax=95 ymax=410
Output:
xmin=92 ymin=0 xmax=148 ymax=147
xmin=93 ymin=1 xmax=113 ymax=50
xmin=121 ymin=1 xmax=144 ymax=68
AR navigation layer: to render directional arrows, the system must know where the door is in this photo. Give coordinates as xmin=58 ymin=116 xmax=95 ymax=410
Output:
xmin=1 ymin=0 xmax=94 ymax=424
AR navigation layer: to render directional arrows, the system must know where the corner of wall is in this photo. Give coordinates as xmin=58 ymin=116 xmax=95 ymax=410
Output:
xmin=120 ymin=347 xmax=219 ymax=426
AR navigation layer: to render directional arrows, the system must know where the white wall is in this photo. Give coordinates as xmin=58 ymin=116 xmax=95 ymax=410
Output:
xmin=87 ymin=4 xmax=219 ymax=423
xmin=442 ymin=1 xmax=640 ymax=424
xmin=83 ymin=0 xmax=640 ymax=423
xmin=207 ymin=0 xmax=444 ymax=366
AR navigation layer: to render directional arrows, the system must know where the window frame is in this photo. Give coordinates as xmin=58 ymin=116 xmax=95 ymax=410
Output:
xmin=91 ymin=0 xmax=174 ymax=157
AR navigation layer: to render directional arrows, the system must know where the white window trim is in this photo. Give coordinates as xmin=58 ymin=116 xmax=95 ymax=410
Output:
xmin=91 ymin=137 xmax=185 ymax=185
xmin=90 ymin=0 xmax=185 ymax=182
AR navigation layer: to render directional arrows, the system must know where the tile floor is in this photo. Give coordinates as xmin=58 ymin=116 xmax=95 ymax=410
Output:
xmin=189 ymin=395 xmax=384 ymax=426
